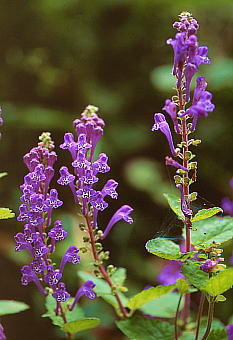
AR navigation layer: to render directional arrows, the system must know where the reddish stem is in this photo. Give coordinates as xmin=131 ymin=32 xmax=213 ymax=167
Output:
xmin=84 ymin=213 xmax=127 ymax=318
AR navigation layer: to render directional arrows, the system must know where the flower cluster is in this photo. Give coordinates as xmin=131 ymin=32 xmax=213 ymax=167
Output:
xmin=58 ymin=105 xmax=134 ymax=238
xmin=198 ymin=242 xmax=225 ymax=273
xmin=15 ymin=132 xmax=96 ymax=306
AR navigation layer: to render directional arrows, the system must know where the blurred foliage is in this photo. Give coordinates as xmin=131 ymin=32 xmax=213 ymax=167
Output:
xmin=0 ymin=0 xmax=232 ymax=339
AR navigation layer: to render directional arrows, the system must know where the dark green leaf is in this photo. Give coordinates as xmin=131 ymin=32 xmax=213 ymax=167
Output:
xmin=163 ymin=193 xmax=184 ymax=220
xmin=0 ymin=208 xmax=15 ymax=219
xmin=188 ymin=216 xmax=233 ymax=245
xmin=62 ymin=318 xmax=100 ymax=334
xmin=116 ymin=315 xmax=174 ymax=340
xmin=179 ymin=317 xmax=225 ymax=339
xmin=203 ymin=268 xmax=233 ymax=296
xmin=182 ymin=262 xmax=209 ymax=290
xmin=127 ymin=284 xmax=175 ymax=311
xmin=146 ymin=238 xmax=195 ymax=261
xmin=140 ymin=292 xmax=184 ymax=318
xmin=0 ymin=300 xmax=29 ymax=316
xmin=207 ymin=329 xmax=227 ymax=340
xmin=191 ymin=207 xmax=223 ymax=222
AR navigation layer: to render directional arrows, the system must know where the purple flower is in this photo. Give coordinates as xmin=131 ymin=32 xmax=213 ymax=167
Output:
xmin=102 ymin=179 xmax=118 ymax=199
xmin=48 ymin=220 xmax=68 ymax=241
xmin=165 ymin=156 xmax=188 ymax=172
xmin=30 ymin=164 xmax=46 ymax=183
xmin=31 ymin=258 xmax=47 ymax=274
xmin=52 ymin=282 xmax=70 ymax=302
xmin=162 ymin=99 xmax=180 ymax=133
xmin=44 ymin=265 xmax=62 ymax=285
xmin=176 ymin=184 xmax=192 ymax=217
xmin=92 ymin=153 xmax=110 ymax=174
xmin=72 ymin=150 xmax=90 ymax=170
xmin=193 ymin=77 xmax=207 ymax=105
xmin=69 ymin=281 xmax=96 ymax=311
xmin=101 ymin=205 xmax=133 ymax=239
xmin=79 ymin=168 xmax=98 ymax=186
xmin=200 ymin=259 xmax=218 ymax=273
xmin=60 ymin=246 xmax=80 ymax=272
xmin=226 ymin=324 xmax=233 ymax=340
xmin=151 ymin=113 xmax=176 ymax=156
xmin=21 ymin=265 xmax=47 ymax=295
xmin=57 ymin=166 xmax=75 ymax=186
xmin=60 ymin=133 xmax=77 ymax=158
xmin=0 ymin=323 xmax=6 ymax=340
xmin=46 ymin=189 xmax=63 ymax=209
xmin=157 ymin=261 xmax=184 ymax=285
xmin=221 ymin=197 xmax=233 ymax=217
xmin=77 ymin=133 xmax=91 ymax=150
xmin=77 ymin=186 xmax=96 ymax=199
xmin=90 ymin=191 xmax=108 ymax=211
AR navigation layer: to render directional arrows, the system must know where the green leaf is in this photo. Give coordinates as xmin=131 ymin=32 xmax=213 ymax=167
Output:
xmin=203 ymin=268 xmax=233 ymax=296
xmin=42 ymin=295 xmax=85 ymax=327
xmin=78 ymin=269 xmax=128 ymax=314
xmin=116 ymin=315 xmax=174 ymax=340
xmin=146 ymin=238 xmax=195 ymax=261
xmin=182 ymin=262 xmax=209 ymax=290
xmin=140 ymin=292 xmax=184 ymax=318
xmin=0 ymin=172 xmax=7 ymax=179
xmin=176 ymin=278 xmax=190 ymax=295
xmin=179 ymin=318 xmax=225 ymax=340
xmin=187 ymin=216 xmax=233 ymax=245
xmin=0 ymin=300 xmax=29 ymax=316
xmin=163 ymin=193 xmax=184 ymax=220
xmin=0 ymin=208 xmax=15 ymax=219
xmin=127 ymin=284 xmax=175 ymax=311
xmin=191 ymin=207 xmax=223 ymax=222
xmin=207 ymin=329 xmax=227 ymax=340
xmin=111 ymin=267 xmax=127 ymax=286
xmin=62 ymin=318 xmax=100 ymax=334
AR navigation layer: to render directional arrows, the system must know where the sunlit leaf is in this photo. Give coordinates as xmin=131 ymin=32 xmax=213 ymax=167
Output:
xmin=0 ymin=300 xmax=29 ymax=316
xmin=191 ymin=207 xmax=223 ymax=222
xmin=62 ymin=318 xmax=100 ymax=334
xmin=0 ymin=208 xmax=15 ymax=219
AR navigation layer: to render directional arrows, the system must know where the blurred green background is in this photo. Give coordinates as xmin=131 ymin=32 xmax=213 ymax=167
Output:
xmin=0 ymin=0 xmax=233 ymax=339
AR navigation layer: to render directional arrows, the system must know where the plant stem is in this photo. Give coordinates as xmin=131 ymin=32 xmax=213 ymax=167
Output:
xmin=59 ymin=303 xmax=73 ymax=340
xmin=201 ymin=298 xmax=215 ymax=340
xmin=174 ymin=294 xmax=183 ymax=340
xmin=195 ymin=292 xmax=205 ymax=340
xmin=84 ymin=213 xmax=127 ymax=318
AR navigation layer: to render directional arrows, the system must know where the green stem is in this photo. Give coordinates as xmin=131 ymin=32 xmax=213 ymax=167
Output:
xmin=201 ymin=298 xmax=215 ymax=340
xmin=195 ymin=292 xmax=205 ymax=340
xmin=59 ymin=303 xmax=73 ymax=340
xmin=174 ymin=294 xmax=183 ymax=340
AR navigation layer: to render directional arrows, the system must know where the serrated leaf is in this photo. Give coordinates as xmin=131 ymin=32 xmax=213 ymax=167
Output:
xmin=191 ymin=207 xmax=223 ymax=222
xmin=42 ymin=295 xmax=84 ymax=327
xmin=116 ymin=315 xmax=174 ymax=340
xmin=62 ymin=318 xmax=100 ymax=334
xmin=127 ymin=284 xmax=175 ymax=311
xmin=0 ymin=172 xmax=7 ymax=179
xmin=146 ymin=238 xmax=195 ymax=261
xmin=0 ymin=300 xmax=29 ymax=316
xmin=207 ymin=329 xmax=227 ymax=340
xmin=203 ymin=268 xmax=233 ymax=296
xmin=78 ymin=269 xmax=128 ymax=314
xmin=163 ymin=193 xmax=184 ymax=220
xmin=0 ymin=208 xmax=15 ymax=219
xmin=182 ymin=262 xmax=209 ymax=290
xmin=176 ymin=278 xmax=190 ymax=295
xmin=140 ymin=292 xmax=184 ymax=318
xmin=186 ymin=216 xmax=233 ymax=245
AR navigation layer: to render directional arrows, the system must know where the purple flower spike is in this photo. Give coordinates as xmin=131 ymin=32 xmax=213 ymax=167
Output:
xmin=162 ymin=99 xmax=180 ymax=133
xmin=0 ymin=322 xmax=6 ymax=340
xmin=101 ymin=205 xmax=133 ymax=240
xmin=151 ymin=113 xmax=177 ymax=156
xmin=226 ymin=324 xmax=233 ymax=340
xmin=60 ymin=246 xmax=80 ymax=272
xmin=69 ymin=280 xmax=96 ymax=311
xmin=52 ymin=282 xmax=70 ymax=302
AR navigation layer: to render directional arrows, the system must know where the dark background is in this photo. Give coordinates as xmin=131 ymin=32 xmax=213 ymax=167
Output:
xmin=0 ymin=0 xmax=233 ymax=339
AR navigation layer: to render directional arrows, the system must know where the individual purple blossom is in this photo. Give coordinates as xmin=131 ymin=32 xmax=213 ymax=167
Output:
xmin=69 ymin=281 xmax=96 ymax=311
xmin=46 ymin=189 xmax=63 ymax=209
xmin=165 ymin=156 xmax=188 ymax=172
xmin=79 ymin=168 xmax=98 ymax=186
xmin=192 ymin=77 xmax=207 ymax=104
xmin=200 ymin=259 xmax=219 ymax=273
xmin=30 ymin=164 xmax=46 ymax=183
xmin=44 ymin=265 xmax=62 ymax=285
xmin=60 ymin=246 xmax=80 ymax=273
xmin=89 ymin=191 xmax=108 ymax=212
xmin=102 ymin=179 xmax=118 ymax=199
xmin=226 ymin=324 xmax=233 ymax=340
xmin=101 ymin=205 xmax=133 ymax=240
xmin=77 ymin=186 xmax=96 ymax=199
xmin=72 ymin=150 xmax=90 ymax=170
xmin=157 ymin=261 xmax=184 ymax=285
xmin=77 ymin=133 xmax=91 ymax=150
xmin=151 ymin=113 xmax=176 ymax=156
xmin=57 ymin=166 xmax=78 ymax=202
xmin=221 ymin=197 xmax=233 ymax=217
xmin=162 ymin=99 xmax=180 ymax=133
xmin=60 ymin=133 xmax=77 ymax=160
xmin=31 ymin=258 xmax=47 ymax=274
xmin=52 ymin=282 xmax=70 ymax=302
xmin=21 ymin=265 xmax=47 ymax=296
xmin=92 ymin=153 xmax=110 ymax=174
xmin=48 ymin=220 xmax=68 ymax=241
xmin=176 ymin=184 xmax=192 ymax=217
xmin=0 ymin=323 xmax=6 ymax=340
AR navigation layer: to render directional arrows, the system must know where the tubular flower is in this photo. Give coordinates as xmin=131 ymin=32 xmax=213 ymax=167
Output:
xmin=152 ymin=113 xmax=176 ymax=156
xmin=69 ymin=281 xmax=96 ymax=311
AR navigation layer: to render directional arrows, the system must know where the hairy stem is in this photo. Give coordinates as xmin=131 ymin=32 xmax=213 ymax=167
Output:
xmin=84 ymin=213 xmax=127 ymax=318
xmin=201 ymin=299 xmax=215 ymax=340
xmin=195 ymin=292 xmax=205 ymax=340
xmin=174 ymin=294 xmax=183 ymax=340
